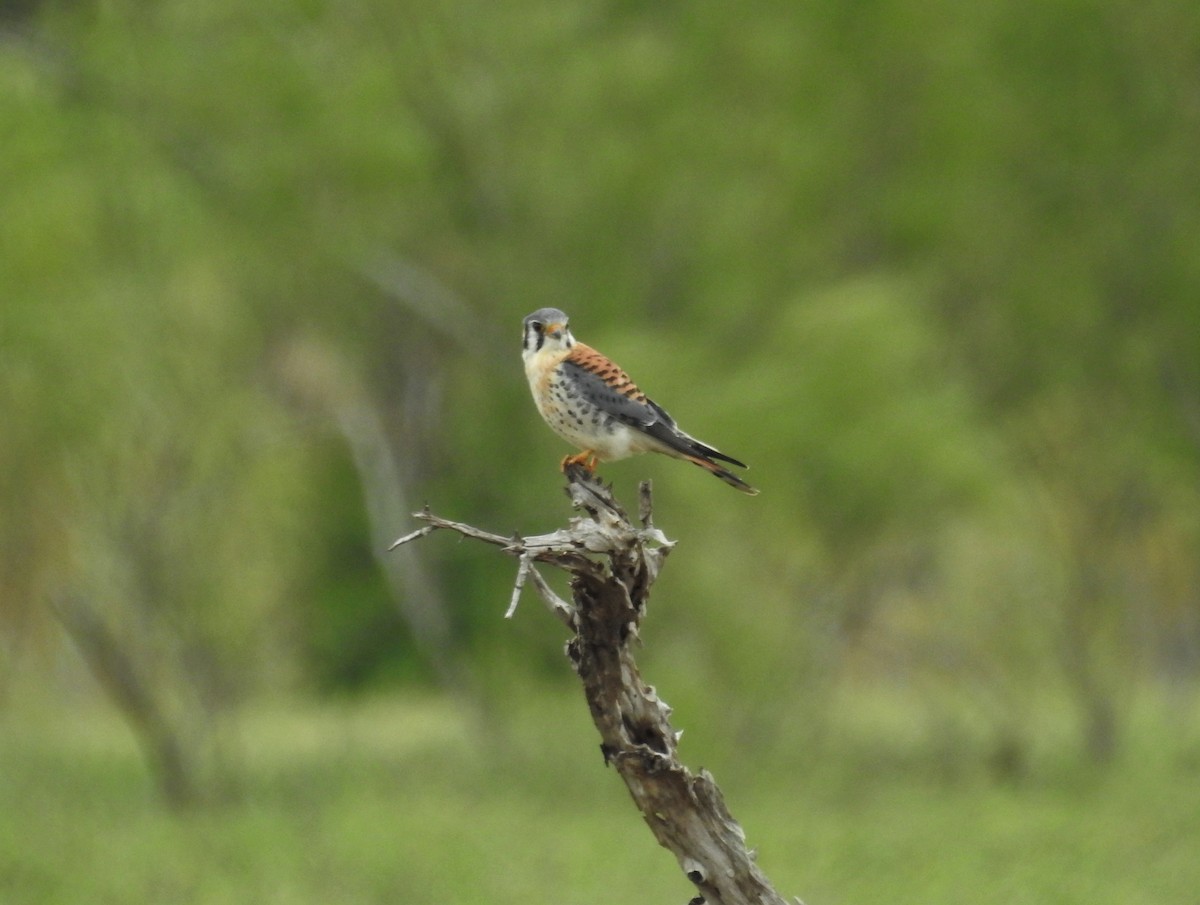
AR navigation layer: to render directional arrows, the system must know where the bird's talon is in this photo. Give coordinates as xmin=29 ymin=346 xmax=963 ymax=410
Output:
xmin=560 ymin=451 xmax=598 ymax=473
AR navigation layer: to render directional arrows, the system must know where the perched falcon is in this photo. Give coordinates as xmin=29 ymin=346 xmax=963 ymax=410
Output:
xmin=521 ymin=308 xmax=758 ymax=495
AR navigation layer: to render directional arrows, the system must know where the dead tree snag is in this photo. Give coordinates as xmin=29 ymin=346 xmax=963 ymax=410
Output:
xmin=391 ymin=464 xmax=798 ymax=905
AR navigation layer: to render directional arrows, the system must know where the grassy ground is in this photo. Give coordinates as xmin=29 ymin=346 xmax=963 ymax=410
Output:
xmin=1 ymin=689 xmax=1197 ymax=904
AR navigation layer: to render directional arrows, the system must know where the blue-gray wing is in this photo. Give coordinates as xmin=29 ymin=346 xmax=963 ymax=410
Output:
xmin=560 ymin=358 xmax=746 ymax=468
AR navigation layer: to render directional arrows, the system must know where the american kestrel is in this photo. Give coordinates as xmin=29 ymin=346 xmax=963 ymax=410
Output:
xmin=521 ymin=308 xmax=758 ymax=495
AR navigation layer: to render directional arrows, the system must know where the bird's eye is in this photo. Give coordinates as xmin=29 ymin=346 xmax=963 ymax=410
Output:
xmin=531 ymin=321 xmax=544 ymax=333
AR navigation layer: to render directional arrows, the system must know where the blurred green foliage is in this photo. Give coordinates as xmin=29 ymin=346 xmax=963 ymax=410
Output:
xmin=2 ymin=693 xmax=1199 ymax=904
xmin=2 ymin=0 xmax=1199 ymax=788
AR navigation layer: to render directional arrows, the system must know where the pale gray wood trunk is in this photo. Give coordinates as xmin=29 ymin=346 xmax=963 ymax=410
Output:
xmin=392 ymin=465 xmax=799 ymax=905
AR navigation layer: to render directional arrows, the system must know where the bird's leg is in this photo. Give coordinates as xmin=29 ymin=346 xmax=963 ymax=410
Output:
xmin=561 ymin=450 xmax=598 ymax=472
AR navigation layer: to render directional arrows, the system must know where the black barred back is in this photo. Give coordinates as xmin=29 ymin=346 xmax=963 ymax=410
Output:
xmin=566 ymin=343 xmax=648 ymax=401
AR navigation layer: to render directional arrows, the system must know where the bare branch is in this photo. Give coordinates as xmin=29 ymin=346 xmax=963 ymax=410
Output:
xmin=391 ymin=509 xmax=520 ymax=551
xmin=387 ymin=524 xmax=436 ymax=550
xmin=506 ymin=554 xmax=532 ymax=619
xmin=638 ymin=479 xmax=654 ymax=528
xmin=525 ymin=564 xmax=575 ymax=627
xmin=391 ymin=468 xmax=793 ymax=904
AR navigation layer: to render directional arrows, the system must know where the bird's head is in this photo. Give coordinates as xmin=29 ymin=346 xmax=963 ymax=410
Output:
xmin=522 ymin=308 xmax=574 ymax=359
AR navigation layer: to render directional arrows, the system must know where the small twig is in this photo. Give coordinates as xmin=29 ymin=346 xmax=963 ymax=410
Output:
xmin=389 ymin=510 xmax=515 ymax=551
xmin=506 ymin=554 xmax=532 ymax=619
xmin=387 ymin=524 xmax=435 ymax=550
xmin=525 ymin=563 xmax=575 ymax=626
xmin=638 ymin=479 xmax=654 ymax=528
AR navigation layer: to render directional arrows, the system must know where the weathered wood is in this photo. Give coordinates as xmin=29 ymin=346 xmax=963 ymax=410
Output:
xmin=392 ymin=465 xmax=797 ymax=905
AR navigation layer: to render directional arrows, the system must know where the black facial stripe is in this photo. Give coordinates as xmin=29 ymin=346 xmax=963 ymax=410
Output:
xmin=525 ymin=320 xmax=556 ymax=352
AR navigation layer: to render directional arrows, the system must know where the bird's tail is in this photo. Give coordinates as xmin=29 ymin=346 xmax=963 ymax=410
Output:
xmin=684 ymin=454 xmax=759 ymax=495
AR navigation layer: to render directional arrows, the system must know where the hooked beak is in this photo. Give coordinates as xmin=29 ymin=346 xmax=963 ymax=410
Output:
xmin=545 ymin=322 xmax=567 ymax=339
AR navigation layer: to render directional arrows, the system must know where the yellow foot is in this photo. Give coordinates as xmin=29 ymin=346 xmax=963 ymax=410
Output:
xmin=560 ymin=450 xmax=599 ymax=472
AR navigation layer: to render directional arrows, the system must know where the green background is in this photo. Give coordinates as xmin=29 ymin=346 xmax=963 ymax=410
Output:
xmin=2 ymin=0 xmax=1199 ymax=902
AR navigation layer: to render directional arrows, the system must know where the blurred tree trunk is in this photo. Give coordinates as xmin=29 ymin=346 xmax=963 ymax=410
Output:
xmin=52 ymin=593 xmax=201 ymax=809
xmin=1059 ymin=561 xmax=1123 ymax=764
xmin=275 ymin=334 xmax=463 ymax=690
